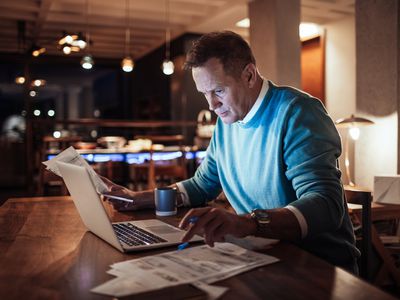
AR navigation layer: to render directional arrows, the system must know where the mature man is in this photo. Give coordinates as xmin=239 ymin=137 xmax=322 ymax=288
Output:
xmin=105 ymin=31 xmax=359 ymax=273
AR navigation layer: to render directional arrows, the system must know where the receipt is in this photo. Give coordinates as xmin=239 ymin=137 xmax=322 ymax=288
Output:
xmin=42 ymin=146 xmax=108 ymax=193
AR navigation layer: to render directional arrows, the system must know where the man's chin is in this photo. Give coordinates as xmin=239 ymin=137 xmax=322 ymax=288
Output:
xmin=219 ymin=115 xmax=237 ymax=125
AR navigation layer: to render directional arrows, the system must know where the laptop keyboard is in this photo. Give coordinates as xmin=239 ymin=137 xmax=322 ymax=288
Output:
xmin=112 ymin=223 xmax=167 ymax=246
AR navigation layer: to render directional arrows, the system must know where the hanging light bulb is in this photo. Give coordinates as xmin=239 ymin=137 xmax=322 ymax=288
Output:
xmin=121 ymin=0 xmax=134 ymax=73
xmin=122 ymin=56 xmax=134 ymax=72
xmin=63 ymin=45 xmax=72 ymax=55
xmin=81 ymin=54 xmax=94 ymax=69
xmin=349 ymin=126 xmax=360 ymax=140
xmin=81 ymin=0 xmax=94 ymax=70
xmin=162 ymin=59 xmax=174 ymax=75
xmin=161 ymin=0 xmax=174 ymax=75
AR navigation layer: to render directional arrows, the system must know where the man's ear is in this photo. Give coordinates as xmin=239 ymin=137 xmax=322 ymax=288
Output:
xmin=242 ymin=63 xmax=257 ymax=88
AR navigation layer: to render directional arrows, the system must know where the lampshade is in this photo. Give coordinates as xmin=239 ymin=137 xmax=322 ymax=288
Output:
xmin=335 ymin=114 xmax=374 ymax=128
xmin=162 ymin=59 xmax=174 ymax=75
xmin=122 ymin=56 xmax=134 ymax=72
xmin=81 ymin=54 xmax=94 ymax=69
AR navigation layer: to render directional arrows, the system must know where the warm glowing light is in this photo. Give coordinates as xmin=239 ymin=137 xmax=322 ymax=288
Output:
xmin=162 ymin=60 xmax=174 ymax=75
xmin=33 ymin=79 xmax=46 ymax=87
xmin=48 ymin=110 xmax=55 ymax=117
xmin=235 ymin=19 xmax=321 ymax=41
xmin=63 ymin=45 xmax=72 ymax=55
xmin=299 ymin=23 xmax=321 ymax=41
xmin=90 ymin=130 xmax=98 ymax=138
xmin=53 ymin=131 xmax=61 ymax=138
xmin=29 ymin=91 xmax=37 ymax=97
xmin=15 ymin=77 xmax=25 ymax=84
xmin=349 ymin=127 xmax=360 ymax=140
xmin=33 ymin=109 xmax=41 ymax=116
xmin=121 ymin=56 xmax=134 ymax=72
xmin=236 ymin=18 xmax=250 ymax=28
xmin=65 ymin=35 xmax=74 ymax=44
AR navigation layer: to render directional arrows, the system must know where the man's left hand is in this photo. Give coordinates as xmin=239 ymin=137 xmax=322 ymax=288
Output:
xmin=178 ymin=207 xmax=256 ymax=247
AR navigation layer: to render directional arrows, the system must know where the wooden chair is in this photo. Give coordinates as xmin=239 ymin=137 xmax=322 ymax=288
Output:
xmin=37 ymin=136 xmax=82 ymax=196
xmin=345 ymin=185 xmax=372 ymax=281
xmin=130 ymin=135 xmax=187 ymax=190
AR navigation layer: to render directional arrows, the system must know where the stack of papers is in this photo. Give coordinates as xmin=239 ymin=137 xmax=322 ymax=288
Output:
xmin=43 ymin=146 xmax=108 ymax=193
xmin=91 ymin=242 xmax=279 ymax=299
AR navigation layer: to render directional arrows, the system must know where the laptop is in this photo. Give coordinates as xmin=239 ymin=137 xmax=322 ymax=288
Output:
xmin=57 ymin=161 xmax=202 ymax=252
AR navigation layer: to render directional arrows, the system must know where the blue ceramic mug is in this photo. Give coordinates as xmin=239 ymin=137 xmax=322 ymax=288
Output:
xmin=154 ymin=187 xmax=179 ymax=216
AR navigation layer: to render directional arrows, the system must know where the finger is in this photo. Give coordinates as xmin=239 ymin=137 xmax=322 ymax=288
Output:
xmin=203 ymin=217 xmax=223 ymax=247
xmin=181 ymin=209 xmax=218 ymax=242
xmin=179 ymin=207 xmax=211 ymax=229
xmin=212 ymin=224 xmax=229 ymax=244
xmin=100 ymin=176 xmax=115 ymax=187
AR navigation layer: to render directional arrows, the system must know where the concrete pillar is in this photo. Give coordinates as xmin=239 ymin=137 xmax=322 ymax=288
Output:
xmin=249 ymin=0 xmax=301 ymax=88
xmin=355 ymin=0 xmax=400 ymax=188
xmin=66 ymin=86 xmax=82 ymax=119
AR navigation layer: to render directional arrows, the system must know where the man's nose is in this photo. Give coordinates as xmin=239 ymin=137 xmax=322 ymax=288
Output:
xmin=207 ymin=95 xmax=221 ymax=111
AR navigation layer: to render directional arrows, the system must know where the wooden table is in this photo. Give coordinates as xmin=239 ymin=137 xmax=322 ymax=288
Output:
xmin=0 ymin=196 xmax=396 ymax=300
xmin=349 ymin=202 xmax=400 ymax=287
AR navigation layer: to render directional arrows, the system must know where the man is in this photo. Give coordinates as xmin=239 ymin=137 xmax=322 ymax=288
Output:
xmin=105 ymin=31 xmax=359 ymax=273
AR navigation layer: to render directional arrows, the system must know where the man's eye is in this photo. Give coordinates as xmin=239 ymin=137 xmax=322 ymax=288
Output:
xmin=215 ymin=89 xmax=224 ymax=95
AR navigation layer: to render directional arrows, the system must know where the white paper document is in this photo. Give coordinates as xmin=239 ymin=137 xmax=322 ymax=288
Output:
xmin=91 ymin=242 xmax=279 ymax=298
xmin=42 ymin=146 xmax=108 ymax=193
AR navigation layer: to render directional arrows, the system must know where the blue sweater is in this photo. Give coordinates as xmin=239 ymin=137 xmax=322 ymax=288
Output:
xmin=182 ymin=81 xmax=359 ymax=268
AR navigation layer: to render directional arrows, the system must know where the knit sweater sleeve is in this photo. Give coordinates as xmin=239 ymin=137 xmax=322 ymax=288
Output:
xmin=283 ymin=97 xmax=345 ymax=237
xmin=180 ymin=126 xmax=223 ymax=206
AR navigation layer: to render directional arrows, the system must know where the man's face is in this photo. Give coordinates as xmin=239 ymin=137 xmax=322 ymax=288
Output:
xmin=192 ymin=58 xmax=250 ymax=124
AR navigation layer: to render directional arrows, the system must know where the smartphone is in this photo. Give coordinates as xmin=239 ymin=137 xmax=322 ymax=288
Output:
xmin=101 ymin=193 xmax=134 ymax=203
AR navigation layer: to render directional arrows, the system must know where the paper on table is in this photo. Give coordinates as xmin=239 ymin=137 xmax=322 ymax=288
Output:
xmin=91 ymin=242 xmax=279 ymax=298
xmin=42 ymin=146 xmax=108 ymax=194
xmin=224 ymin=234 xmax=279 ymax=251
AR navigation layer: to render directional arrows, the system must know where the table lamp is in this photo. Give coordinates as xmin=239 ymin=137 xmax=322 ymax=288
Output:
xmin=335 ymin=114 xmax=374 ymax=187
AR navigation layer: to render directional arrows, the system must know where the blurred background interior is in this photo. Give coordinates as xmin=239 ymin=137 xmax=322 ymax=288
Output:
xmin=0 ymin=0 xmax=398 ymax=207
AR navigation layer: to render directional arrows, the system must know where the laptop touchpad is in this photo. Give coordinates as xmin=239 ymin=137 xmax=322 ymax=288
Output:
xmin=146 ymin=225 xmax=180 ymax=235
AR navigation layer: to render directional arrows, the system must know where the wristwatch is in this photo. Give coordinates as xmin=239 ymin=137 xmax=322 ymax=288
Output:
xmin=250 ymin=209 xmax=271 ymax=235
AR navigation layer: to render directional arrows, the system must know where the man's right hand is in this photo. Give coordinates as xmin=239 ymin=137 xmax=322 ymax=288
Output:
xmin=101 ymin=177 xmax=154 ymax=211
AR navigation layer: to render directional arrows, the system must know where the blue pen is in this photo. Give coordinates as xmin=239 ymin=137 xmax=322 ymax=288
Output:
xmin=177 ymin=216 xmax=199 ymax=251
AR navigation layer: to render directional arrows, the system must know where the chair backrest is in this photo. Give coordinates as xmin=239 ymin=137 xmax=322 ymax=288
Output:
xmin=132 ymin=135 xmax=187 ymax=189
xmin=344 ymin=185 xmax=372 ymax=280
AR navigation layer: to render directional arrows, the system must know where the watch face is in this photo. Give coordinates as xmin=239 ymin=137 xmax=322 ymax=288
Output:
xmin=253 ymin=209 xmax=271 ymax=224
xmin=255 ymin=210 xmax=269 ymax=219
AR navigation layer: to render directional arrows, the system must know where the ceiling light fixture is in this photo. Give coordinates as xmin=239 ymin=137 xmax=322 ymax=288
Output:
xmin=299 ymin=23 xmax=321 ymax=41
xmin=121 ymin=0 xmax=134 ymax=72
xmin=59 ymin=31 xmax=86 ymax=55
xmin=236 ymin=18 xmax=250 ymax=28
xmin=162 ymin=0 xmax=174 ymax=75
xmin=81 ymin=0 xmax=94 ymax=69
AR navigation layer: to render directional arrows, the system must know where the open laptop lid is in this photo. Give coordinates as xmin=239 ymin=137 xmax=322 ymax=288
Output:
xmin=57 ymin=161 xmax=124 ymax=252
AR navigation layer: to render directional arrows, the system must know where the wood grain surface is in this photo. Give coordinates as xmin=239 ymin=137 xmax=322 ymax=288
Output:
xmin=0 ymin=196 xmax=396 ymax=300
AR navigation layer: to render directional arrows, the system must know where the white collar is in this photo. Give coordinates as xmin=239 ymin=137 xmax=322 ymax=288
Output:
xmin=238 ymin=79 xmax=269 ymax=124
